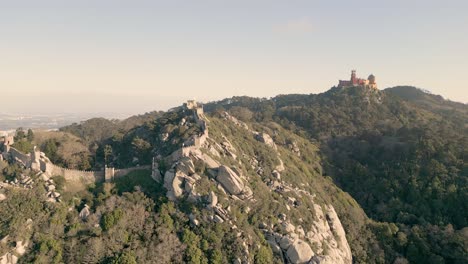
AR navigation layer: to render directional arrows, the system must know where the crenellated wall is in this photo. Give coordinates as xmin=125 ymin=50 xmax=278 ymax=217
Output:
xmin=45 ymin=162 xmax=105 ymax=184
xmin=8 ymin=147 xmax=32 ymax=167
xmin=5 ymin=146 xmax=150 ymax=184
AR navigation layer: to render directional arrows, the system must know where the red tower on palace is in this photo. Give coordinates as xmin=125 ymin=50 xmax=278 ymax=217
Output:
xmin=338 ymin=70 xmax=377 ymax=89
xmin=350 ymin=70 xmax=357 ymax=85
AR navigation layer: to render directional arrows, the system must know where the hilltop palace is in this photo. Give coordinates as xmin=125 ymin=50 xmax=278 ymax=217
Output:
xmin=338 ymin=70 xmax=377 ymax=89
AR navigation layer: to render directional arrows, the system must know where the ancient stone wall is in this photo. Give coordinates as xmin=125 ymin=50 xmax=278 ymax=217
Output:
xmin=9 ymin=147 xmax=31 ymax=167
xmin=114 ymin=165 xmax=151 ymax=179
xmin=45 ymin=163 xmax=105 ymax=184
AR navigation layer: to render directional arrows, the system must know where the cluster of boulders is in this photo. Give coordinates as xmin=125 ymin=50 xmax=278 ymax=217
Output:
xmin=260 ymin=178 xmax=352 ymax=264
xmin=216 ymin=166 xmax=252 ymax=199
xmin=162 ymin=149 xmax=254 ymax=204
xmin=44 ymin=179 xmax=61 ymax=203
xmin=152 ymin=104 xmax=352 ymax=264
xmin=0 ymin=220 xmax=32 ymax=264
xmin=220 ymin=137 xmax=237 ymax=159
xmin=288 ymin=141 xmax=301 ymax=157
xmin=3 ymin=174 xmax=34 ymax=189
xmin=261 ymin=204 xmax=352 ymax=264
xmin=255 ymin=132 xmax=277 ymax=150
xmin=221 ymin=112 xmax=249 ymax=130
xmin=162 ymin=156 xmax=201 ymax=202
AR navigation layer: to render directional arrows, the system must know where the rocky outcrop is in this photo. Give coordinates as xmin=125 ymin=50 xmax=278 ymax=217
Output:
xmin=288 ymin=141 xmax=301 ymax=157
xmin=0 ymin=239 xmax=28 ymax=264
xmin=176 ymin=157 xmax=196 ymax=175
xmin=79 ymin=204 xmax=91 ymax=220
xmin=286 ymin=239 xmax=313 ymax=264
xmin=0 ymin=253 xmax=18 ymax=264
xmin=263 ymin=196 xmax=351 ymax=264
xmin=155 ymin=100 xmax=352 ymax=264
xmin=208 ymin=191 xmax=218 ymax=208
xmin=255 ymin=133 xmax=277 ymax=150
xmin=197 ymin=153 xmax=220 ymax=169
xmin=216 ymin=166 xmax=245 ymax=195
xmin=163 ymin=170 xmax=182 ymax=201
xmin=222 ymin=112 xmax=249 ymax=130
xmin=14 ymin=241 xmax=27 ymax=255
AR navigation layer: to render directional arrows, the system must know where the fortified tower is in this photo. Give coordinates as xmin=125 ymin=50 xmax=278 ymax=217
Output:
xmin=350 ymin=70 xmax=357 ymax=85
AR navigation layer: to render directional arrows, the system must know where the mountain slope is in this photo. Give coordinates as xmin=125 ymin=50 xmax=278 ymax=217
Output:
xmin=2 ymin=86 xmax=466 ymax=264
xmin=204 ymin=86 xmax=468 ymax=263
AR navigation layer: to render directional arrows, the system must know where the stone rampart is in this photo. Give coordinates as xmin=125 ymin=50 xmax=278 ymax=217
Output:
xmin=9 ymin=147 xmax=31 ymax=167
xmin=114 ymin=165 xmax=151 ymax=178
xmin=45 ymin=163 xmax=105 ymax=184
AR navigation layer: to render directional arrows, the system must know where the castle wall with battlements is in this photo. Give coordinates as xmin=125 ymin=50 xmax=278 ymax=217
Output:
xmin=8 ymin=147 xmax=32 ymax=167
xmin=5 ymin=146 xmax=150 ymax=184
xmin=45 ymin=162 xmax=105 ymax=184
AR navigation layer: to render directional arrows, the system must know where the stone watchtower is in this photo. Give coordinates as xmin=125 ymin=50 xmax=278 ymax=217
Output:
xmin=350 ymin=70 xmax=357 ymax=85
xmin=1 ymin=136 xmax=14 ymax=153
xmin=30 ymin=146 xmax=42 ymax=171
xmin=104 ymin=166 xmax=115 ymax=182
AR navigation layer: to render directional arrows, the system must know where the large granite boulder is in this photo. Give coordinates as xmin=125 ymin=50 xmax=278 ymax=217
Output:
xmin=216 ymin=166 xmax=244 ymax=195
xmin=200 ymin=153 xmax=220 ymax=169
xmin=15 ymin=241 xmax=27 ymax=255
xmin=286 ymin=239 xmax=313 ymax=264
xmin=176 ymin=157 xmax=195 ymax=175
xmin=164 ymin=170 xmax=185 ymax=201
xmin=0 ymin=253 xmax=18 ymax=264
xmin=208 ymin=191 xmax=218 ymax=208
xmin=255 ymin=133 xmax=277 ymax=150
xmin=79 ymin=205 xmax=90 ymax=220
xmin=306 ymin=204 xmax=352 ymax=264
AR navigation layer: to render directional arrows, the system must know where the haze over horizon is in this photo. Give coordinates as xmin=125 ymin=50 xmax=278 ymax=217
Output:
xmin=1 ymin=0 xmax=467 ymax=115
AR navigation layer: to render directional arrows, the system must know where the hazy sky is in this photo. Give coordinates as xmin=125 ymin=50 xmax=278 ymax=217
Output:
xmin=1 ymin=0 xmax=467 ymax=115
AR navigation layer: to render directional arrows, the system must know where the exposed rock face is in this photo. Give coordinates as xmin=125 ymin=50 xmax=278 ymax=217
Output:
xmin=255 ymin=133 xmax=277 ymax=150
xmin=288 ymin=141 xmax=301 ymax=157
xmin=0 ymin=253 xmax=18 ymax=264
xmin=14 ymin=241 xmax=27 ymax=255
xmin=79 ymin=205 xmax=91 ymax=220
xmin=0 ymin=193 xmax=6 ymax=201
xmin=305 ymin=204 xmax=352 ymax=264
xmin=208 ymin=191 xmax=218 ymax=208
xmin=164 ymin=170 xmax=188 ymax=201
xmin=150 ymin=100 xmax=352 ymax=264
xmin=276 ymin=158 xmax=285 ymax=172
xmin=198 ymin=153 xmax=220 ymax=169
xmin=216 ymin=166 xmax=245 ymax=195
xmin=264 ymin=202 xmax=351 ymax=264
xmin=286 ymin=239 xmax=313 ymax=264
xmin=176 ymin=157 xmax=196 ymax=175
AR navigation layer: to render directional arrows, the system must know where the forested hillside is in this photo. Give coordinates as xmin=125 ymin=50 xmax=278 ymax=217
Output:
xmin=2 ymin=86 xmax=465 ymax=264
xmin=204 ymin=86 xmax=468 ymax=263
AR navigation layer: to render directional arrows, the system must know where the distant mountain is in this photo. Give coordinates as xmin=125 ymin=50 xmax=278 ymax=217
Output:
xmin=385 ymin=86 xmax=467 ymax=120
xmin=59 ymin=111 xmax=164 ymax=144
